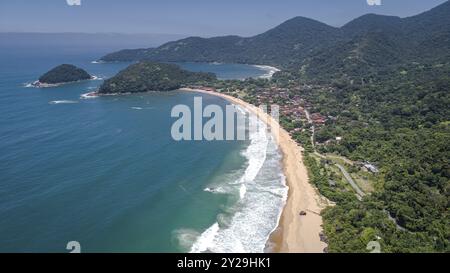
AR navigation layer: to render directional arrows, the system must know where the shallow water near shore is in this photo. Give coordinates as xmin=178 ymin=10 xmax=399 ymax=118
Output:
xmin=0 ymin=45 xmax=286 ymax=252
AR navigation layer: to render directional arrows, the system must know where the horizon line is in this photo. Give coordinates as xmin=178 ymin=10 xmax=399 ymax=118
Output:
xmin=0 ymin=1 xmax=444 ymax=39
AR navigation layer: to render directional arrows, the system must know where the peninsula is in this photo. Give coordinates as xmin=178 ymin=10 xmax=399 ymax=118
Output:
xmin=98 ymin=61 xmax=216 ymax=94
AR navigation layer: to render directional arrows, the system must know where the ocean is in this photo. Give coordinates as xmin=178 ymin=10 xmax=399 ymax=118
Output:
xmin=0 ymin=45 xmax=287 ymax=253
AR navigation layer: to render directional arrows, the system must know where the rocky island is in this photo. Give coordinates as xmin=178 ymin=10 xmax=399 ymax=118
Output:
xmin=33 ymin=64 xmax=93 ymax=87
xmin=98 ymin=61 xmax=216 ymax=94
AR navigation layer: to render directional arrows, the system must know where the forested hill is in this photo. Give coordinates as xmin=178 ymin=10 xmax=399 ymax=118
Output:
xmin=100 ymin=16 xmax=339 ymax=66
xmin=38 ymin=64 xmax=92 ymax=84
xmin=99 ymin=1 xmax=450 ymax=79
xmin=98 ymin=61 xmax=216 ymax=94
xmin=286 ymin=58 xmax=450 ymax=253
xmin=298 ymin=1 xmax=450 ymax=81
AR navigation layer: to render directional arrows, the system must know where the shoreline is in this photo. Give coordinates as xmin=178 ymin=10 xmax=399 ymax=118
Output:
xmin=180 ymin=87 xmax=328 ymax=253
xmin=252 ymin=65 xmax=281 ymax=79
xmin=25 ymin=76 xmax=102 ymax=89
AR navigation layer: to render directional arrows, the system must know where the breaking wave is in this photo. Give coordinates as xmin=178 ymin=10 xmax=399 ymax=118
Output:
xmin=175 ymin=110 xmax=287 ymax=253
xmin=48 ymin=100 xmax=78 ymax=104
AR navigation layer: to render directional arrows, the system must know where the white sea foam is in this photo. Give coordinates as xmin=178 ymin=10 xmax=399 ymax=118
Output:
xmin=189 ymin=223 xmax=220 ymax=253
xmin=131 ymin=107 xmax=143 ymax=110
xmin=181 ymin=111 xmax=288 ymax=253
xmin=173 ymin=229 xmax=202 ymax=252
xmin=24 ymin=75 xmax=102 ymax=89
xmin=48 ymin=100 xmax=78 ymax=104
xmin=91 ymin=76 xmax=104 ymax=81
xmin=204 ymin=187 xmax=225 ymax=193
xmin=237 ymin=114 xmax=268 ymax=184
xmin=253 ymin=65 xmax=281 ymax=79
xmin=80 ymin=92 xmax=99 ymax=99
xmin=24 ymin=81 xmax=47 ymax=88
xmin=239 ymin=184 xmax=247 ymax=199
xmin=91 ymin=60 xmax=105 ymax=64
xmin=235 ymin=105 xmax=247 ymax=116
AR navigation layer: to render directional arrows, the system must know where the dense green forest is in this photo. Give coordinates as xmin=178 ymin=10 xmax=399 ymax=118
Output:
xmin=100 ymin=2 xmax=449 ymax=74
xmin=99 ymin=61 xmax=216 ymax=94
xmin=281 ymin=61 xmax=450 ymax=252
xmin=100 ymin=17 xmax=340 ymax=66
xmin=38 ymin=64 xmax=91 ymax=84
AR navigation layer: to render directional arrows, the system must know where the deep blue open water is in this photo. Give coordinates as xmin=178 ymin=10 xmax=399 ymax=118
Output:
xmin=0 ymin=45 xmax=286 ymax=253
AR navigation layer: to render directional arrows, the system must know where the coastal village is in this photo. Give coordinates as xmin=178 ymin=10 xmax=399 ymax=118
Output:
xmin=188 ymin=79 xmax=380 ymax=204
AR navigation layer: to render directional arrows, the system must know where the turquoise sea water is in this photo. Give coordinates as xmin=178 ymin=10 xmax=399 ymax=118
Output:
xmin=0 ymin=45 xmax=286 ymax=253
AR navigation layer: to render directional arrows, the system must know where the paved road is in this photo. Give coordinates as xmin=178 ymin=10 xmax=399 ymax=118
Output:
xmin=385 ymin=210 xmax=407 ymax=231
xmin=336 ymin=164 xmax=365 ymax=200
xmin=326 ymin=154 xmax=355 ymax=166
xmin=304 ymin=110 xmax=315 ymax=148
xmin=305 ymin=109 xmax=365 ymax=200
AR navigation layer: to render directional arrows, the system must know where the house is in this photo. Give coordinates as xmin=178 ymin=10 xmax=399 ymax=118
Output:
xmin=311 ymin=113 xmax=328 ymax=125
xmin=364 ymin=163 xmax=379 ymax=174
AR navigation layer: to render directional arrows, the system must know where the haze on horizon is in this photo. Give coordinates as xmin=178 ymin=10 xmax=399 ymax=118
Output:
xmin=0 ymin=0 xmax=447 ymax=37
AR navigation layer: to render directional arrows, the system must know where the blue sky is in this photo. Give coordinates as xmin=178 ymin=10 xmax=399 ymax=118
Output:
xmin=0 ymin=0 xmax=447 ymax=36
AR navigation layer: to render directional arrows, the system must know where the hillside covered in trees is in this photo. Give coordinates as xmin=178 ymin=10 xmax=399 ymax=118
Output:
xmin=99 ymin=1 xmax=450 ymax=80
xmin=291 ymin=62 xmax=450 ymax=252
xmin=99 ymin=61 xmax=216 ymax=94
xmin=38 ymin=64 xmax=92 ymax=84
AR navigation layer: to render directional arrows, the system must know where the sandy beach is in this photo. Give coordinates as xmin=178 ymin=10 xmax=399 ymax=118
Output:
xmin=252 ymin=65 xmax=281 ymax=79
xmin=180 ymin=88 xmax=328 ymax=253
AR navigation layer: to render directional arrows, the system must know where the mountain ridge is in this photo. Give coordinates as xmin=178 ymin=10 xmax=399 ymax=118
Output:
xmin=99 ymin=1 xmax=450 ymax=79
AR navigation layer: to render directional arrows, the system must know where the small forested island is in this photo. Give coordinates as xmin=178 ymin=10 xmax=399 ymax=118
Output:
xmin=98 ymin=61 xmax=216 ymax=94
xmin=34 ymin=64 xmax=92 ymax=87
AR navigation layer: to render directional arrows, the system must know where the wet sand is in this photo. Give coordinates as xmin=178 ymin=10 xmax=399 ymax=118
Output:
xmin=180 ymin=88 xmax=328 ymax=253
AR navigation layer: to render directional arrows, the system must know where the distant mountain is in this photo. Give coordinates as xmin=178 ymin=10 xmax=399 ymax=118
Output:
xmin=246 ymin=17 xmax=340 ymax=66
xmin=99 ymin=1 xmax=450 ymax=79
xmin=101 ymin=48 xmax=157 ymax=62
xmin=298 ymin=0 xmax=450 ymax=80
xmin=100 ymin=16 xmax=340 ymax=66
xmin=98 ymin=61 xmax=216 ymax=94
xmin=341 ymin=14 xmax=403 ymax=37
